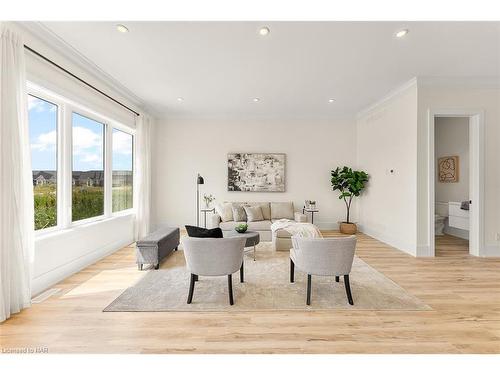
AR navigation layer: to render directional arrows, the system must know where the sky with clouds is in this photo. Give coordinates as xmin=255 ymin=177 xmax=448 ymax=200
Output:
xmin=28 ymin=96 xmax=133 ymax=172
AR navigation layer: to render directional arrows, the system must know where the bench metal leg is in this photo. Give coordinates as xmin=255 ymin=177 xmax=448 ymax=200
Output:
xmin=138 ymin=263 xmax=143 ymax=271
xmin=290 ymin=259 xmax=295 ymax=283
xmin=240 ymin=261 xmax=244 ymax=283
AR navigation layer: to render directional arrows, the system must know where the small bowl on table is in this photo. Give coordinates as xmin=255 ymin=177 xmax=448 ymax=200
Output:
xmin=235 ymin=223 xmax=248 ymax=233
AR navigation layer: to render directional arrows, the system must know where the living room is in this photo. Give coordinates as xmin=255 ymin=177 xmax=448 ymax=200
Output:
xmin=1 ymin=1 xmax=500 ymax=372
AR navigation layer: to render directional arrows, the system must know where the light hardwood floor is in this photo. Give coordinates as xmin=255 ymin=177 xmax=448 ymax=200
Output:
xmin=1 ymin=232 xmax=499 ymax=354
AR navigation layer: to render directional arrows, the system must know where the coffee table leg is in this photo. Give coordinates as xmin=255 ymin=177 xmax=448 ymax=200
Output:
xmin=253 ymin=244 xmax=256 ymax=261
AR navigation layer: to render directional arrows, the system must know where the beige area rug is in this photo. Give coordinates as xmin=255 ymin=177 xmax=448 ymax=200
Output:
xmin=104 ymin=242 xmax=430 ymax=312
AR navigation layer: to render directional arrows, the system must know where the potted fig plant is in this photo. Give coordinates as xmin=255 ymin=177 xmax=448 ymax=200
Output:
xmin=331 ymin=166 xmax=369 ymax=234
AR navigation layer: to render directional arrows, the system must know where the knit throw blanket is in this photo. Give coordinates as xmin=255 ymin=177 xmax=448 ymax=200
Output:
xmin=270 ymin=219 xmax=323 ymax=238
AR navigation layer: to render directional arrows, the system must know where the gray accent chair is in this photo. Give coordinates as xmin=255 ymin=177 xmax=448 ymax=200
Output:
xmin=290 ymin=236 xmax=357 ymax=305
xmin=182 ymin=237 xmax=246 ymax=305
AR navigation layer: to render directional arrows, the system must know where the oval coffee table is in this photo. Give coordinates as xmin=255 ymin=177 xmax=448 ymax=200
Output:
xmin=224 ymin=230 xmax=260 ymax=261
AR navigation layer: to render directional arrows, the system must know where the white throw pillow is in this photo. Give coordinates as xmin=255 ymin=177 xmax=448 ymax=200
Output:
xmin=271 ymin=202 xmax=294 ymax=220
xmin=244 ymin=205 xmax=264 ymax=222
xmin=215 ymin=202 xmax=234 ymax=222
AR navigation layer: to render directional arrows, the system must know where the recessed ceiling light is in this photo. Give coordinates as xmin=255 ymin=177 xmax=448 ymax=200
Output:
xmin=116 ymin=24 xmax=129 ymax=33
xmin=328 ymin=98 xmax=335 ymax=103
xmin=395 ymin=29 xmax=409 ymax=38
xmin=177 ymin=97 xmax=184 ymax=102
xmin=253 ymin=98 xmax=260 ymax=102
xmin=259 ymin=27 xmax=270 ymax=36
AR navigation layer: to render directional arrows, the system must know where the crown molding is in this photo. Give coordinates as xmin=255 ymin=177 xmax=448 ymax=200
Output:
xmin=356 ymin=77 xmax=417 ymax=119
xmin=15 ymin=21 xmax=158 ymax=116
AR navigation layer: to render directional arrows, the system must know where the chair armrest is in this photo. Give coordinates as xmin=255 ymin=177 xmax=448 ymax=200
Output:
xmin=207 ymin=213 xmax=221 ymax=229
xmin=294 ymin=212 xmax=307 ymax=223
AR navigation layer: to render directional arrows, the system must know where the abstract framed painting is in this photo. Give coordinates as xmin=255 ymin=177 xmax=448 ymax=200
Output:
xmin=227 ymin=153 xmax=285 ymax=192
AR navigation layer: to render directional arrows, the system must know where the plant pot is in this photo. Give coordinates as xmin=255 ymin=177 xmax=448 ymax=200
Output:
xmin=339 ymin=222 xmax=357 ymax=235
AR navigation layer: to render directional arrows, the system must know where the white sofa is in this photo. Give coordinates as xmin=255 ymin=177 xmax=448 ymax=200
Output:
xmin=208 ymin=201 xmax=307 ymax=250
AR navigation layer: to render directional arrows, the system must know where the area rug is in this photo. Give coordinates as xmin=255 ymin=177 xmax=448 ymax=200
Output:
xmin=104 ymin=243 xmax=430 ymax=312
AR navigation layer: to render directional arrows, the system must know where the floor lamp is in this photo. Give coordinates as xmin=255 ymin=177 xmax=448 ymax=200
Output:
xmin=196 ymin=173 xmax=204 ymax=226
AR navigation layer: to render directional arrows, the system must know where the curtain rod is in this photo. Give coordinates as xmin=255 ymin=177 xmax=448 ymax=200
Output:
xmin=24 ymin=45 xmax=140 ymax=117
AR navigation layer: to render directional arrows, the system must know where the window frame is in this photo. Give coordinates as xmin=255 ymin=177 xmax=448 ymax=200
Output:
xmin=28 ymin=82 xmax=136 ymax=236
xmin=27 ymin=92 xmax=63 ymax=235
xmin=111 ymin=127 xmax=135 ymax=214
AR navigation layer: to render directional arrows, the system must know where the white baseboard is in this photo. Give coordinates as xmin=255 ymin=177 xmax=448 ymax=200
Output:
xmin=31 ymin=237 xmax=133 ymax=296
xmin=315 ymin=221 xmax=339 ymax=231
xmin=357 ymin=224 xmax=416 ymax=256
xmin=482 ymin=244 xmax=500 ymax=257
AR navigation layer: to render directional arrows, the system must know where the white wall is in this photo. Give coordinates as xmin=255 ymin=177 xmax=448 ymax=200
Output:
xmin=435 ymin=117 xmax=469 ymax=203
xmin=416 ymin=83 xmax=500 ymax=257
xmin=152 ymin=116 xmax=357 ymax=230
xmin=356 ymin=80 xmax=418 ymax=255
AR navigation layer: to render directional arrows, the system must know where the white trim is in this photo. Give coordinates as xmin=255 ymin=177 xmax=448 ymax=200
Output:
xmin=32 ymin=237 xmax=133 ymax=296
xmin=17 ymin=21 xmax=145 ymax=111
xmin=356 ymin=77 xmax=417 ymax=119
xmin=427 ymin=109 xmax=485 ymax=257
xmin=357 ymin=224 xmax=416 ymax=256
xmin=483 ymin=244 xmax=500 ymax=257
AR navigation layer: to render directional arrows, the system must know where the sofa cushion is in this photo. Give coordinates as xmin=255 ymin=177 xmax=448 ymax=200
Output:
xmin=185 ymin=225 xmax=223 ymax=238
xmin=244 ymin=205 xmax=264 ymax=222
xmin=271 ymin=202 xmax=294 ymax=220
xmin=248 ymin=202 xmax=271 ymax=220
xmin=219 ymin=221 xmax=246 ymax=231
xmin=247 ymin=220 xmax=272 ymax=231
xmin=215 ymin=202 xmax=233 ymax=222
xmin=231 ymin=203 xmax=247 ymax=222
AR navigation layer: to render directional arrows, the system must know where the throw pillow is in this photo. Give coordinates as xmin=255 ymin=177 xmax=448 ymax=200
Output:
xmin=250 ymin=202 xmax=271 ymax=220
xmin=185 ymin=225 xmax=223 ymax=238
xmin=232 ymin=203 xmax=247 ymax=222
xmin=271 ymin=202 xmax=295 ymax=220
xmin=244 ymin=205 xmax=264 ymax=222
xmin=215 ymin=202 xmax=234 ymax=222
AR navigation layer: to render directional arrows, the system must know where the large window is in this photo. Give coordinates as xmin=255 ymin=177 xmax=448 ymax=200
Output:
xmin=71 ymin=113 xmax=105 ymax=222
xmin=112 ymin=129 xmax=133 ymax=212
xmin=28 ymin=85 xmax=135 ymax=232
xmin=28 ymin=95 xmax=58 ymax=230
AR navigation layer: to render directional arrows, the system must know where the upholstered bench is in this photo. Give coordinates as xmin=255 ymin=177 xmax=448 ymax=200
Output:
xmin=135 ymin=227 xmax=180 ymax=270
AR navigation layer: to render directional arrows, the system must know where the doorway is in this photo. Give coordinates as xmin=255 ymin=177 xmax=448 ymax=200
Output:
xmin=428 ymin=110 xmax=484 ymax=257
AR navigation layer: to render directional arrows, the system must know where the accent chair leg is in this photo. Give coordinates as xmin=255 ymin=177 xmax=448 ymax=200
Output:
xmin=240 ymin=261 xmax=244 ymax=283
xmin=344 ymin=275 xmax=354 ymax=305
xmin=138 ymin=263 xmax=143 ymax=271
xmin=187 ymin=273 xmax=196 ymax=304
xmin=306 ymin=274 xmax=312 ymax=305
xmin=154 ymin=263 xmax=160 ymax=270
xmin=194 ymin=274 xmax=199 ymax=282
xmin=290 ymin=259 xmax=295 ymax=283
xmin=335 ymin=276 xmax=339 ymax=282
xmin=228 ymin=274 xmax=234 ymax=305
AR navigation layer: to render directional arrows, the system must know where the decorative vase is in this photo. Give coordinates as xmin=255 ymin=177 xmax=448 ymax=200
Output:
xmin=339 ymin=222 xmax=357 ymax=235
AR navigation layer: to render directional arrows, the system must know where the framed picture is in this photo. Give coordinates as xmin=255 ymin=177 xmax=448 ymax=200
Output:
xmin=227 ymin=153 xmax=285 ymax=192
xmin=438 ymin=156 xmax=459 ymax=183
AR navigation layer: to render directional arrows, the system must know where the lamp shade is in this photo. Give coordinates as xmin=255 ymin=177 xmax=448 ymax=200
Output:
xmin=197 ymin=174 xmax=204 ymax=185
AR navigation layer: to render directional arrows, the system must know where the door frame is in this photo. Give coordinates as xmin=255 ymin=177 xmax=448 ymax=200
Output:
xmin=427 ymin=109 xmax=485 ymax=256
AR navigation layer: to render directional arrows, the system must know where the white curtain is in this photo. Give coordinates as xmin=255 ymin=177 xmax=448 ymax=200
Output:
xmin=0 ymin=24 xmax=34 ymax=322
xmin=134 ymin=113 xmax=152 ymax=240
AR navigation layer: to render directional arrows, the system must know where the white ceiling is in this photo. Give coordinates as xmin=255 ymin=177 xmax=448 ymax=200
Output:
xmin=40 ymin=21 xmax=500 ymax=118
